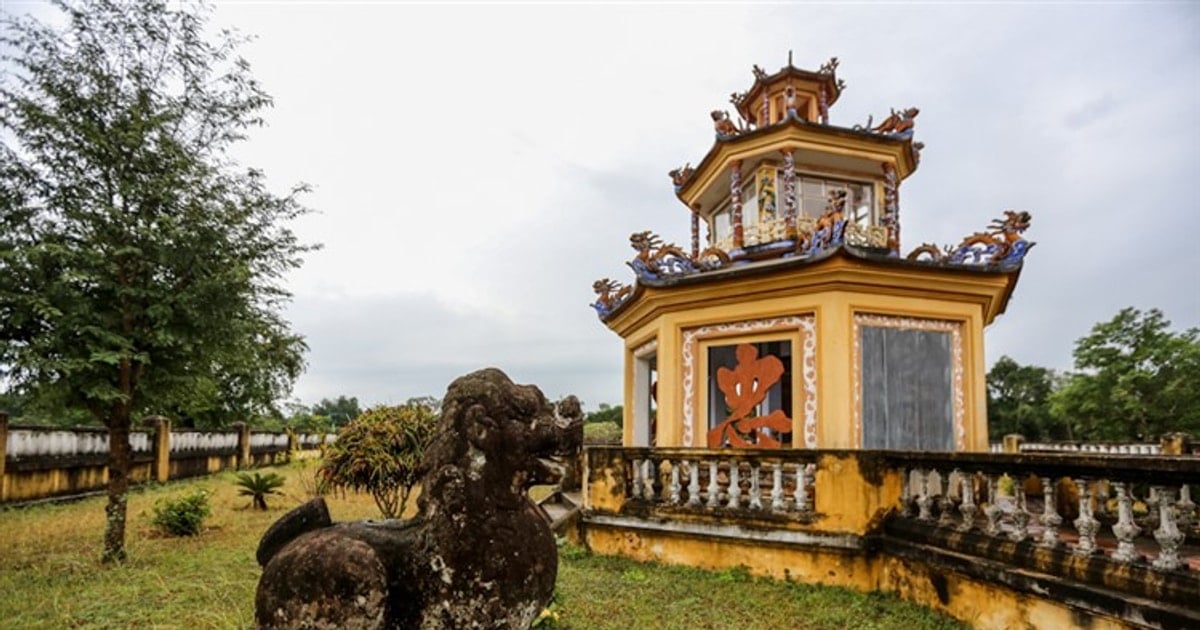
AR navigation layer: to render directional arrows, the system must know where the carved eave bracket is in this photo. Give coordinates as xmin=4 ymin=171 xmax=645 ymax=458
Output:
xmin=854 ymin=106 xmax=920 ymax=139
xmin=628 ymin=230 xmax=730 ymax=282
xmin=591 ymin=278 xmax=633 ymax=319
xmin=906 ymin=211 xmax=1035 ymax=267
xmin=668 ymin=163 xmax=695 ymax=194
xmin=590 ymin=230 xmax=737 ymax=320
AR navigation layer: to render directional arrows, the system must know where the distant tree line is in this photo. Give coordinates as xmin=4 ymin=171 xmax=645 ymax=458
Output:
xmin=988 ymin=307 xmax=1200 ymax=442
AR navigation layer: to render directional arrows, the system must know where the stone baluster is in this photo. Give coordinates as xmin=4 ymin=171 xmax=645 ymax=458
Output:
xmin=771 ymin=462 xmax=785 ymax=512
xmin=899 ymin=468 xmax=913 ymax=518
xmin=1072 ymin=479 xmax=1100 ymax=557
xmin=983 ymin=475 xmax=1002 ymax=536
xmin=687 ymin=460 xmax=701 ymax=507
xmin=1093 ymin=480 xmax=1110 ymax=518
xmin=916 ymin=469 xmax=934 ymax=522
xmin=630 ymin=459 xmax=643 ymax=500
xmin=643 ymin=459 xmax=656 ymax=502
xmin=1152 ymin=486 xmax=1184 ymax=571
xmin=1145 ymin=487 xmax=1161 ymax=529
xmin=669 ymin=461 xmax=682 ymax=505
xmin=727 ymin=461 xmax=742 ymax=509
xmin=794 ymin=463 xmax=811 ymax=512
xmin=1176 ymin=484 xmax=1195 ymax=531
xmin=1111 ymin=482 xmax=1142 ymax=563
xmin=937 ymin=471 xmax=957 ymax=528
xmin=707 ymin=460 xmax=720 ymax=508
xmin=958 ymin=472 xmax=977 ymax=532
xmin=1008 ymin=480 xmax=1031 ymax=542
xmin=748 ymin=464 xmax=763 ymax=510
xmin=1039 ymin=477 xmax=1062 ymax=548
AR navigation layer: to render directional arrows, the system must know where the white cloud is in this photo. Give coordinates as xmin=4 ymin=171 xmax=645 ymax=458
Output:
xmin=207 ymin=3 xmax=1200 ymax=406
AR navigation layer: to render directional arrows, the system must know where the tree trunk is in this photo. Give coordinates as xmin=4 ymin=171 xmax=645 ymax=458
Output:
xmin=103 ymin=410 xmax=132 ymax=562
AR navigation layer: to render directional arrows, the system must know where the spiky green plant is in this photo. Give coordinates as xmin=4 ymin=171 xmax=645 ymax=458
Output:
xmin=234 ymin=471 xmax=286 ymax=510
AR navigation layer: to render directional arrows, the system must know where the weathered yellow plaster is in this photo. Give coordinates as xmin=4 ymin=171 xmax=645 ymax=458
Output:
xmin=608 ymin=252 xmax=1014 ymax=450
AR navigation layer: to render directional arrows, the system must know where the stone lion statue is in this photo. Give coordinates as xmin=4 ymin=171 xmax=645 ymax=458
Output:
xmin=254 ymin=368 xmax=584 ymax=629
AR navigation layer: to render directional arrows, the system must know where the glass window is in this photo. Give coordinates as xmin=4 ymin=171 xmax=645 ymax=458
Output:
xmin=741 ymin=180 xmax=758 ymax=228
xmin=795 ymin=175 xmax=874 ymax=223
xmin=713 ymin=211 xmax=731 ymax=243
xmin=718 ymin=173 xmax=875 ymax=235
xmin=847 ymin=182 xmax=874 ymax=226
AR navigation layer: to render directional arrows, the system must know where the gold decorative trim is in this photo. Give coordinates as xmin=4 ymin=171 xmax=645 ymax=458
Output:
xmin=681 ymin=316 xmax=817 ymax=448
xmin=851 ymin=313 xmax=965 ymax=450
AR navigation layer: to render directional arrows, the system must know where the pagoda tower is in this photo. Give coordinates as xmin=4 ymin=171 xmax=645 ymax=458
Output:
xmin=591 ymin=56 xmax=1033 ymax=452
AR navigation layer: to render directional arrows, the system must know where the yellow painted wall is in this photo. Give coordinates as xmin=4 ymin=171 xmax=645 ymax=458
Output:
xmin=583 ymin=525 xmax=1136 ymax=630
xmin=2 ymin=448 xmax=309 ymax=504
xmin=609 ymin=253 xmax=1015 ymax=451
xmin=2 ymin=461 xmax=153 ymax=503
xmin=585 ymin=524 xmax=879 ymax=590
xmin=580 ymin=447 xmax=1148 ymax=630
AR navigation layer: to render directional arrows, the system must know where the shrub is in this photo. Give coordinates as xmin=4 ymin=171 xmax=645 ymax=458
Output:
xmin=234 ymin=471 xmax=286 ymax=510
xmin=151 ymin=489 xmax=211 ymax=536
xmin=320 ymin=402 xmax=438 ymax=519
xmin=293 ymin=457 xmax=334 ymax=498
xmin=583 ymin=421 xmax=621 ymax=444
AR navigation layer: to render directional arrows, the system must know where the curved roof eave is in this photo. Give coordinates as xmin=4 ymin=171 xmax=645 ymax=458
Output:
xmin=675 ymin=118 xmax=918 ymax=203
xmin=734 ymin=66 xmax=843 ymax=115
xmin=598 ymin=244 xmax=1024 ymax=325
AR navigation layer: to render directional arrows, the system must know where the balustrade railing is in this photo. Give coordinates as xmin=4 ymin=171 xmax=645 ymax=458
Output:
xmin=885 ymin=451 xmax=1199 ymax=573
xmin=171 ymin=431 xmax=239 ymax=453
xmin=614 ymin=447 xmax=818 ymax=518
xmin=987 ymin=441 xmax=1163 ymax=455
xmin=249 ymin=432 xmax=290 ymax=451
xmin=7 ymin=426 xmax=151 ymax=459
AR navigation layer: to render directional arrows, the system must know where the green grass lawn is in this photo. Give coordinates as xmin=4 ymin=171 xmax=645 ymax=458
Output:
xmin=0 ymin=463 xmax=964 ymax=629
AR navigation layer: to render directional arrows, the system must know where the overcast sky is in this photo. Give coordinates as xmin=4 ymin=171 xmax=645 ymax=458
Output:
xmin=11 ymin=1 xmax=1200 ymax=411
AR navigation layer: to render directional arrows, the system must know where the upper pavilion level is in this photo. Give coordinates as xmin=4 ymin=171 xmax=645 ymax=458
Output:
xmin=593 ymin=55 xmax=1032 ymax=322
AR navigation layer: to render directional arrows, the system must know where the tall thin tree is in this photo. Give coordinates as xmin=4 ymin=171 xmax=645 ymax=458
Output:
xmin=0 ymin=0 xmax=314 ymax=561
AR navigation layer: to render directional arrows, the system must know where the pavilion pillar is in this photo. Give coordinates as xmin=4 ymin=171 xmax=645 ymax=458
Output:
xmin=690 ymin=205 xmax=700 ymax=258
xmin=819 ymin=86 xmax=830 ymax=124
xmin=1002 ymin=434 xmax=1024 ymax=454
xmin=882 ymin=162 xmax=901 ymax=254
xmin=781 ymin=148 xmax=797 ymax=238
xmin=730 ymin=161 xmax=744 ymax=249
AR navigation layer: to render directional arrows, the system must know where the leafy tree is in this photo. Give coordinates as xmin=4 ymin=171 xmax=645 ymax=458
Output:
xmin=585 ymin=403 xmax=623 ymax=428
xmin=1051 ymin=308 xmax=1200 ymax=441
xmin=986 ymin=356 xmax=1066 ymax=441
xmin=312 ymin=395 xmax=362 ymax=427
xmin=0 ymin=1 xmax=312 ymax=561
xmin=320 ymin=403 xmax=438 ymax=519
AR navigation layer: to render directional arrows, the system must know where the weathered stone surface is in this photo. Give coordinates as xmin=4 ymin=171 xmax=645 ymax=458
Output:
xmin=255 ymin=368 xmax=583 ymax=629
xmin=256 ymin=496 xmax=332 ymax=567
